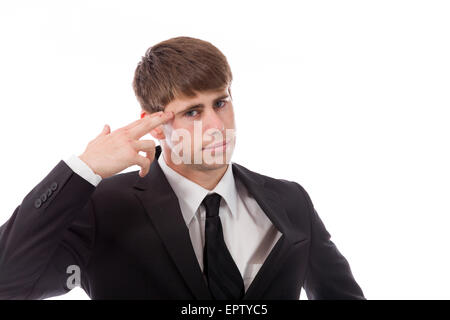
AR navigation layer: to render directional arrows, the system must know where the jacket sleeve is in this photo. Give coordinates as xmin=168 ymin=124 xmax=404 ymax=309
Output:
xmin=0 ymin=160 xmax=96 ymax=299
xmin=296 ymin=183 xmax=366 ymax=300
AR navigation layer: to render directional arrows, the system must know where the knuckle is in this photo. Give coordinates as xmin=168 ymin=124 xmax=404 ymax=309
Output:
xmin=118 ymin=128 xmax=130 ymax=138
xmin=127 ymin=138 xmax=136 ymax=148
xmin=122 ymin=135 xmax=133 ymax=146
xmin=145 ymin=143 xmax=155 ymax=151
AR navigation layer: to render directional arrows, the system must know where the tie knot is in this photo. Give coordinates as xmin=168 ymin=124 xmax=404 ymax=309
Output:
xmin=202 ymin=192 xmax=222 ymax=218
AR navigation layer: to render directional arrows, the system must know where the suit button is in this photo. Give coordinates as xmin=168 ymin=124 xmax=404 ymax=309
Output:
xmin=46 ymin=188 xmax=52 ymax=197
xmin=34 ymin=198 xmax=42 ymax=208
xmin=50 ymin=182 xmax=58 ymax=191
xmin=40 ymin=193 xmax=47 ymax=202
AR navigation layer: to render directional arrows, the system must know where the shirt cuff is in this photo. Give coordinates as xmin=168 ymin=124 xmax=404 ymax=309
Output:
xmin=64 ymin=154 xmax=103 ymax=187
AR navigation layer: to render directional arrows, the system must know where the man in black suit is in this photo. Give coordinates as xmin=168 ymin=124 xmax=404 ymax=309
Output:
xmin=0 ymin=36 xmax=365 ymax=300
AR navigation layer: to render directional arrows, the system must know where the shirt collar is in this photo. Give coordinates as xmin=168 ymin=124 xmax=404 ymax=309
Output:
xmin=158 ymin=152 xmax=238 ymax=225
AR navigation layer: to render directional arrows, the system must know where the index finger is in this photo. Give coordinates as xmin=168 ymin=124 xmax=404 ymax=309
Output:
xmin=122 ymin=111 xmax=164 ymax=131
xmin=129 ymin=111 xmax=174 ymax=139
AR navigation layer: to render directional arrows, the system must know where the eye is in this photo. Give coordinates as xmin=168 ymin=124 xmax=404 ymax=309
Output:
xmin=184 ymin=109 xmax=199 ymax=118
xmin=183 ymin=100 xmax=228 ymax=118
xmin=215 ymin=99 xmax=228 ymax=109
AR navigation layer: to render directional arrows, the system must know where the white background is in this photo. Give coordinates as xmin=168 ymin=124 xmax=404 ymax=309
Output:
xmin=1 ymin=0 xmax=449 ymax=300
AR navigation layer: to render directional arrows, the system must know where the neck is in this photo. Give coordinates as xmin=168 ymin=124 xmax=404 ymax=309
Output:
xmin=161 ymin=152 xmax=228 ymax=191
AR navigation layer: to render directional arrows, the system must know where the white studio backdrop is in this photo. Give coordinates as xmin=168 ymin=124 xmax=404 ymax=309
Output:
xmin=0 ymin=0 xmax=449 ymax=300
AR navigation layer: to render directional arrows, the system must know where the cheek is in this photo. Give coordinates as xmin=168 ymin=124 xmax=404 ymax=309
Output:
xmin=224 ymin=106 xmax=235 ymax=126
xmin=172 ymin=125 xmax=198 ymax=148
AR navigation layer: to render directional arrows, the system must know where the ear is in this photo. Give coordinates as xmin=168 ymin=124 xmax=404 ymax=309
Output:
xmin=228 ymin=85 xmax=233 ymax=100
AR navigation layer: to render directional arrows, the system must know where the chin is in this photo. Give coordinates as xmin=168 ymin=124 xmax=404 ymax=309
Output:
xmin=194 ymin=161 xmax=229 ymax=172
xmin=186 ymin=149 xmax=231 ymax=170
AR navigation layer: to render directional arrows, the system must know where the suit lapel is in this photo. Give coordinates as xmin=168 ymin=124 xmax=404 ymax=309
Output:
xmin=133 ymin=146 xmax=212 ymax=299
xmin=133 ymin=145 xmax=306 ymax=300
xmin=231 ymin=163 xmax=307 ymax=300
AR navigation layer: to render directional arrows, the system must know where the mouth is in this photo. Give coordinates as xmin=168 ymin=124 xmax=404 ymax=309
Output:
xmin=202 ymin=139 xmax=231 ymax=151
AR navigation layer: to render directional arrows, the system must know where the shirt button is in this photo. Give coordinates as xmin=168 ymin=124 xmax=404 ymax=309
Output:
xmin=46 ymin=188 xmax=52 ymax=197
xmin=40 ymin=193 xmax=47 ymax=202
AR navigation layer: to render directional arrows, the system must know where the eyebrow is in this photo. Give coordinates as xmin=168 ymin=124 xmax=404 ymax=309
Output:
xmin=176 ymin=94 xmax=230 ymax=115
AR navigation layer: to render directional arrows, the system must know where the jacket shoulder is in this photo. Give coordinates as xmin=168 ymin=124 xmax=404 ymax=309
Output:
xmin=232 ymin=162 xmax=312 ymax=206
xmin=232 ymin=161 xmax=304 ymax=187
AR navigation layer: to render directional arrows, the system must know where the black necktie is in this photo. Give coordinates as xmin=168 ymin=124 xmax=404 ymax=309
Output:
xmin=202 ymin=192 xmax=245 ymax=300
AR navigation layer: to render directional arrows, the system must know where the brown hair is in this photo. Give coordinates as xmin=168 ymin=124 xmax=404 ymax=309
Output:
xmin=132 ymin=36 xmax=233 ymax=114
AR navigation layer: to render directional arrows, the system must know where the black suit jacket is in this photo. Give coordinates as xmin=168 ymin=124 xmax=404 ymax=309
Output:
xmin=0 ymin=145 xmax=365 ymax=300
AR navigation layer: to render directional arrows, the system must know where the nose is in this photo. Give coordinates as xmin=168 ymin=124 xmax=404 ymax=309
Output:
xmin=203 ymin=107 xmax=224 ymax=132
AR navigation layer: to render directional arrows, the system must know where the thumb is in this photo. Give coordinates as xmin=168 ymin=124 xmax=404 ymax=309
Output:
xmin=97 ymin=124 xmax=110 ymax=138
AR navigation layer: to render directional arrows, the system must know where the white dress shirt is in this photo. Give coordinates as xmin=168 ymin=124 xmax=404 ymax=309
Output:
xmin=64 ymin=154 xmax=103 ymax=187
xmin=64 ymin=152 xmax=282 ymax=292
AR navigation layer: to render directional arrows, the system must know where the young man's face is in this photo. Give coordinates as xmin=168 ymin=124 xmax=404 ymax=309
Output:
xmin=143 ymin=85 xmax=236 ymax=172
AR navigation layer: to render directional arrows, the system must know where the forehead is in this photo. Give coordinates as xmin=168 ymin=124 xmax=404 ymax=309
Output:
xmin=169 ymin=87 xmax=230 ymax=107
